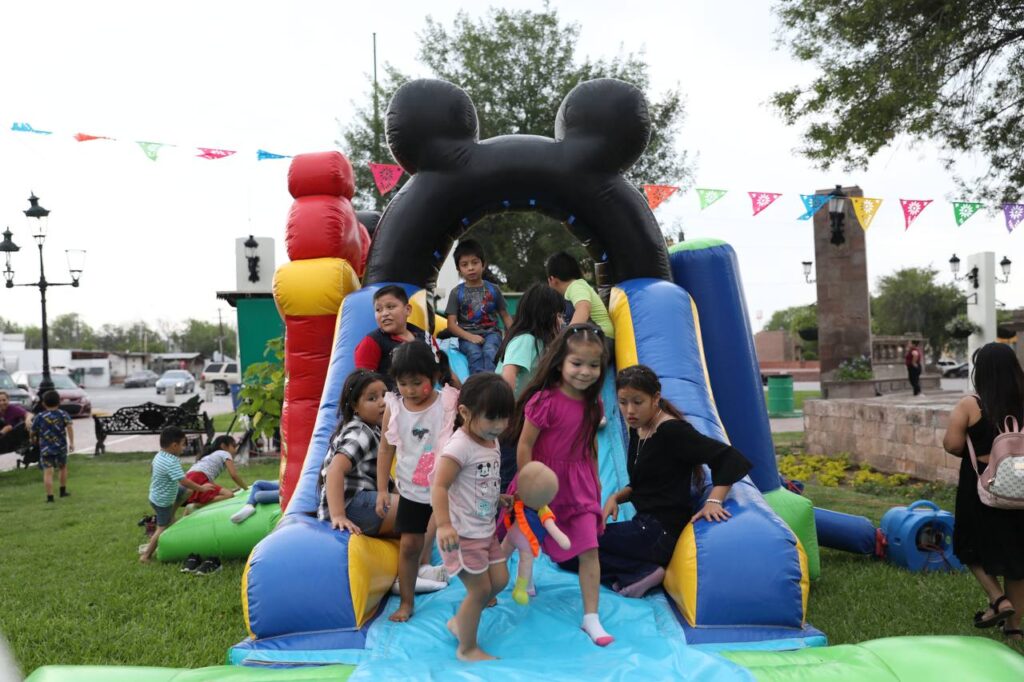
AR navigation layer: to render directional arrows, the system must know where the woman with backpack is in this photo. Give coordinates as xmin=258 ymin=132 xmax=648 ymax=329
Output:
xmin=943 ymin=342 xmax=1024 ymax=641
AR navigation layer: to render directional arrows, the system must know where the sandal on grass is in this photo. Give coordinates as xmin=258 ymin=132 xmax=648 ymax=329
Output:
xmin=1002 ymin=624 xmax=1023 ymax=642
xmin=974 ymin=595 xmax=1015 ymax=629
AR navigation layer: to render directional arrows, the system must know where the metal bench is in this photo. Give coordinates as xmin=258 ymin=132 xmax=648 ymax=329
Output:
xmin=93 ymin=395 xmax=214 ymax=456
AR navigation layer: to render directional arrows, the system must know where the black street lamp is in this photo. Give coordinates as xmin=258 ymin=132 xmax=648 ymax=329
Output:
xmin=950 ymin=253 xmax=980 ymax=289
xmin=999 ymin=256 xmax=1012 ymax=283
xmin=801 ymin=260 xmax=816 ymax=284
xmin=0 ymin=194 xmax=86 ymax=393
xmin=244 ymin=235 xmax=260 ymax=283
xmin=828 ymin=185 xmax=846 ymax=246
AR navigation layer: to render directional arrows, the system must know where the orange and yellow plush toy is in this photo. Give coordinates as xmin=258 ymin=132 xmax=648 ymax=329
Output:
xmin=501 ymin=461 xmax=571 ymax=605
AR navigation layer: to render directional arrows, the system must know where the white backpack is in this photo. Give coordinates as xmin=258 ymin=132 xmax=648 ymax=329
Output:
xmin=967 ymin=416 xmax=1024 ymax=510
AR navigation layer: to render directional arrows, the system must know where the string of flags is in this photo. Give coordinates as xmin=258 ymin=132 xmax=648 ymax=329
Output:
xmin=10 ymin=121 xmax=292 ymax=162
xmin=642 ymin=184 xmax=1023 ymax=234
xmin=9 ymin=119 xmax=1022 ymax=231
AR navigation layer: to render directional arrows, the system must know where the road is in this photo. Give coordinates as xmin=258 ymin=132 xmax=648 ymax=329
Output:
xmin=0 ymin=385 xmax=236 ymax=472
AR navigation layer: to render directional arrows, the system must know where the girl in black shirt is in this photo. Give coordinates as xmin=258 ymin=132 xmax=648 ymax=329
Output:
xmin=598 ymin=365 xmax=751 ymax=597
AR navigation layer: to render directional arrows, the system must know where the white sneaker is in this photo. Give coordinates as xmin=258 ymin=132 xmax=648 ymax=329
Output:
xmin=418 ymin=563 xmax=449 ymax=583
xmin=390 ymin=576 xmax=448 ymax=595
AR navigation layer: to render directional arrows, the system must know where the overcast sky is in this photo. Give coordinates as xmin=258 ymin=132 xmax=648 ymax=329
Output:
xmin=1 ymin=0 xmax=1020 ymax=334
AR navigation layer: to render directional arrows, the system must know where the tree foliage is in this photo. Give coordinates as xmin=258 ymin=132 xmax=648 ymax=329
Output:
xmin=237 ymin=337 xmax=284 ymax=438
xmin=871 ymin=267 xmax=966 ymax=359
xmin=772 ymin=1 xmax=1024 ymax=203
xmin=764 ymin=303 xmax=818 ymax=359
xmin=339 ymin=5 xmax=694 ymax=289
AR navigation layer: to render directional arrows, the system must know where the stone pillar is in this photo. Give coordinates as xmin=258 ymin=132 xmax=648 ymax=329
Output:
xmin=812 ymin=186 xmax=872 ymax=379
xmin=967 ymin=251 xmax=997 ymax=375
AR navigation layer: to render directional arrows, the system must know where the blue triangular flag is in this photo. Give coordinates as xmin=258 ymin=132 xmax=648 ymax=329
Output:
xmin=12 ymin=122 xmax=52 ymax=135
xmin=797 ymin=193 xmax=830 ymax=220
xmin=257 ymin=149 xmax=291 ymax=160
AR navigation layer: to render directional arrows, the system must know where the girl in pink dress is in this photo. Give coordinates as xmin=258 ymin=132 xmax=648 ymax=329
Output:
xmin=508 ymin=323 xmax=612 ymax=646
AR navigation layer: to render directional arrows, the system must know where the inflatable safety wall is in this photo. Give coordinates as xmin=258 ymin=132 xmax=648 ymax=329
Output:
xmin=272 ymin=152 xmax=367 ymax=510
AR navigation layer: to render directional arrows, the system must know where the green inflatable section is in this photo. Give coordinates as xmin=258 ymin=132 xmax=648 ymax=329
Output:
xmin=762 ymin=487 xmax=820 ymax=580
xmin=723 ymin=636 xmax=1024 ymax=681
xmin=155 ymin=489 xmax=281 ymax=562
xmin=26 ymin=664 xmax=354 ymax=682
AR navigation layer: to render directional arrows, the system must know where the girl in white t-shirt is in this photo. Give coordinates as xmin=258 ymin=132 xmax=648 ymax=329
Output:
xmin=377 ymin=341 xmax=459 ymax=623
xmin=183 ymin=435 xmax=248 ymax=510
xmin=431 ymin=373 xmax=515 ymax=662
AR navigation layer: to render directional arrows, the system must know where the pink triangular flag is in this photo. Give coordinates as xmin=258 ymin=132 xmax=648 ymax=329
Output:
xmin=748 ymin=192 xmax=782 ymax=216
xmin=74 ymin=132 xmax=113 ymax=142
xmin=643 ymin=184 xmax=680 ymax=210
xmin=900 ymin=199 xmax=933 ymax=230
xmin=369 ymin=163 xmax=404 ymax=194
xmin=196 ymin=147 xmax=236 ymax=160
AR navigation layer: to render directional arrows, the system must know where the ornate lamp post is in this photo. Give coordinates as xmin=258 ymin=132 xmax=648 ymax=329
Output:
xmin=801 ymin=260 xmax=816 ymax=284
xmin=0 ymin=194 xmax=86 ymax=393
xmin=827 ymin=185 xmax=846 ymax=246
xmin=244 ymin=235 xmax=260 ymax=283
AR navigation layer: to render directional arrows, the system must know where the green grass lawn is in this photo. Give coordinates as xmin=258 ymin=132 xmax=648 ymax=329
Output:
xmin=0 ymin=435 xmax=1017 ymax=676
xmin=763 ymin=389 xmax=821 ymax=411
xmin=212 ymin=412 xmax=244 ymax=433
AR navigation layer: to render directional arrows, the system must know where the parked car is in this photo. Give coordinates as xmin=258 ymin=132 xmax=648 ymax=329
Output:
xmin=0 ymin=369 xmax=32 ymax=408
xmin=156 ymin=370 xmax=196 ymax=395
xmin=936 ymin=359 xmax=959 ymax=374
xmin=200 ymin=361 xmax=241 ymax=395
xmin=10 ymin=370 xmax=92 ymax=418
xmin=945 ymin=362 xmax=969 ymax=378
xmin=123 ymin=370 xmax=159 ymax=388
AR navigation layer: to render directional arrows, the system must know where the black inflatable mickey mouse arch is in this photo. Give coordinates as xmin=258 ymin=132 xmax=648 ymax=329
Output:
xmin=362 ymin=78 xmax=672 ymax=289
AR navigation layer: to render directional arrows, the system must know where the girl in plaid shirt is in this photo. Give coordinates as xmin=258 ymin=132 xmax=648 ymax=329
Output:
xmin=317 ymin=370 xmax=393 ymax=536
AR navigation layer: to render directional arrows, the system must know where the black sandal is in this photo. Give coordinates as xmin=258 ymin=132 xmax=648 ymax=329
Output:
xmin=975 ymin=595 xmax=1015 ymax=629
xmin=1002 ymin=624 xmax=1023 ymax=642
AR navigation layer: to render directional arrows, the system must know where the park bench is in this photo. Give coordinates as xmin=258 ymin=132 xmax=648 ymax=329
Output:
xmin=93 ymin=395 xmax=214 ymax=456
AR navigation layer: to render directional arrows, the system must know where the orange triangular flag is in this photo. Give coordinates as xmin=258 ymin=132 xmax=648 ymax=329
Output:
xmin=643 ymin=184 xmax=680 ymax=210
xmin=74 ymin=133 xmax=113 ymax=142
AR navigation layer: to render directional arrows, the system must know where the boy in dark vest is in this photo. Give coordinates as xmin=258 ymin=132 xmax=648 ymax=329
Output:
xmin=444 ymin=240 xmax=512 ymax=374
xmin=355 ymin=286 xmax=458 ymax=389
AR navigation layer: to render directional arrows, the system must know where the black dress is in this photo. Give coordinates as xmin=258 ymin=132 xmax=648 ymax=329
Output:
xmin=952 ymin=400 xmax=1024 ymax=579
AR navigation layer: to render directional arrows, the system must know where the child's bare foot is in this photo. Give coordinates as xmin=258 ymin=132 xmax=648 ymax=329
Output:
xmin=138 ymin=555 xmax=152 ymax=564
xmin=456 ymin=646 xmax=497 ymax=662
xmin=446 ymin=617 xmax=459 ymax=639
xmin=486 ymin=597 xmax=498 ymax=608
xmin=389 ymin=602 xmax=414 ymax=622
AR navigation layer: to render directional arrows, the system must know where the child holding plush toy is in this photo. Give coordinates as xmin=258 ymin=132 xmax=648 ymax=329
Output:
xmin=508 ymin=322 xmax=613 ymax=647
xmin=431 ymin=373 xmax=515 ymax=661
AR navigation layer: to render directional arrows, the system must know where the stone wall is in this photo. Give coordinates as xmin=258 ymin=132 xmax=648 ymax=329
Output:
xmin=754 ymin=330 xmax=794 ymax=362
xmin=803 ymin=394 xmax=962 ymax=484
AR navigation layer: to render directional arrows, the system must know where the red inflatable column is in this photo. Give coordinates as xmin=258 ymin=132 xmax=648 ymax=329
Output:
xmin=272 ymin=151 xmax=367 ymax=511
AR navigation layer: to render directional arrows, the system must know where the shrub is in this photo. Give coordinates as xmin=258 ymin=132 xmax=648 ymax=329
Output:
xmin=835 ymin=355 xmax=873 ymax=381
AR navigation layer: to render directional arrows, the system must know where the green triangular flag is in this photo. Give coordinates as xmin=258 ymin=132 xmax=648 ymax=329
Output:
xmin=697 ymin=188 xmax=728 ymax=210
xmin=952 ymin=201 xmax=983 ymax=226
xmin=136 ymin=141 xmax=165 ymax=161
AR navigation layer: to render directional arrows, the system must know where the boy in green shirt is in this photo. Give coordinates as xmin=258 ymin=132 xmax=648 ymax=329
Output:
xmin=545 ymin=251 xmax=615 ymax=340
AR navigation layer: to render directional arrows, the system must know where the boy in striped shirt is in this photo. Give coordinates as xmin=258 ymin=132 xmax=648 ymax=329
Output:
xmin=140 ymin=426 xmax=215 ymax=563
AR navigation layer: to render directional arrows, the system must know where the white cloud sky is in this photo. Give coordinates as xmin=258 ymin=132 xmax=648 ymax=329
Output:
xmin=0 ymin=0 xmax=1020 ymax=334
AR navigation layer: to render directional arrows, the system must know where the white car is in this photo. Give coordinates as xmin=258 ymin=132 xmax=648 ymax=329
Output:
xmin=200 ymin=362 xmax=241 ymax=395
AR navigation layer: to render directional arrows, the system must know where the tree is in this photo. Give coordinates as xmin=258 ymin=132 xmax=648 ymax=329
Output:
xmin=171 ymin=319 xmax=237 ymax=359
xmin=764 ymin=303 xmax=818 ymax=359
xmin=47 ymin=313 xmax=95 ymax=350
xmin=871 ymin=267 xmax=966 ymax=360
xmin=772 ymin=1 xmax=1024 ymax=204
xmin=340 ymin=5 xmax=694 ymax=289
xmin=0 ymin=317 xmax=21 ymax=333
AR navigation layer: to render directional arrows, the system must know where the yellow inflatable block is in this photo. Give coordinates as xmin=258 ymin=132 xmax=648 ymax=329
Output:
xmin=348 ymin=535 xmax=400 ymax=627
xmin=663 ymin=524 xmax=698 ymax=626
xmin=274 ymin=258 xmax=360 ymax=317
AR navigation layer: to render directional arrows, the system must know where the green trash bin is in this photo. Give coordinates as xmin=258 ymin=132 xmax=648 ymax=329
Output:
xmin=766 ymin=374 xmax=795 ymax=417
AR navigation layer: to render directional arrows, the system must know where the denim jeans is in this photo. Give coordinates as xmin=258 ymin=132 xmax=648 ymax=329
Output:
xmin=459 ymin=330 xmax=502 ymax=374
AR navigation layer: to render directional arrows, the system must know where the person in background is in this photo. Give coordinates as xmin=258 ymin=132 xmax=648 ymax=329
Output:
xmin=545 ymin=252 xmax=615 ymax=360
xmin=905 ymin=339 xmax=923 ymax=396
xmin=30 ymin=390 xmax=74 ymax=503
xmin=0 ymin=390 xmax=31 ymax=453
xmin=942 ymin=343 xmax=1024 ymax=642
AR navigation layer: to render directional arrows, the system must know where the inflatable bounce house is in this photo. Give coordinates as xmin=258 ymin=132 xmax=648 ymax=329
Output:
xmin=27 ymin=79 xmax=1024 ymax=681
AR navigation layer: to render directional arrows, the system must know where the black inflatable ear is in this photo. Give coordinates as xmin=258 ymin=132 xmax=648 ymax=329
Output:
xmin=555 ymin=78 xmax=651 ymax=173
xmin=355 ymin=211 xmax=381 ymax=238
xmin=385 ymin=79 xmax=480 ymax=174
xmin=364 ymin=78 xmax=671 ymax=289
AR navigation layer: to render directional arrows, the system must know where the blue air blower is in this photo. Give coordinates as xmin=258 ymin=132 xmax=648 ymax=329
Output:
xmin=880 ymin=500 xmax=962 ymax=573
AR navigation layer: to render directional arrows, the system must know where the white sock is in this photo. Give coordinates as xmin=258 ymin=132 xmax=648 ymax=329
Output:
xmin=418 ymin=563 xmax=449 ymax=583
xmin=230 ymin=504 xmax=256 ymax=524
xmin=581 ymin=612 xmax=614 ymax=646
